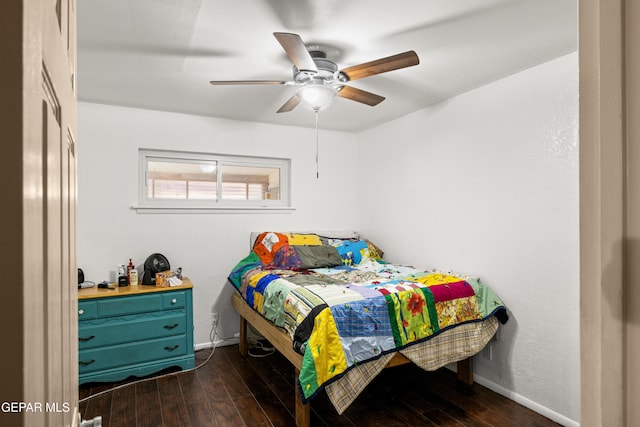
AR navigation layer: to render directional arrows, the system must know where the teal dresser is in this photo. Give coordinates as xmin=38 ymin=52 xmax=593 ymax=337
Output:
xmin=77 ymin=279 xmax=195 ymax=384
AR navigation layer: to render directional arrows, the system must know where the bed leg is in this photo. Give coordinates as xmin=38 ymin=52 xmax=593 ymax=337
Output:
xmin=294 ymin=369 xmax=310 ymax=427
xmin=456 ymin=357 xmax=473 ymax=385
xmin=238 ymin=315 xmax=248 ymax=357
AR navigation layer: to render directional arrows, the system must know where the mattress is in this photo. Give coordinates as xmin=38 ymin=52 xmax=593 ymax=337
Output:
xmin=228 ymin=231 xmax=508 ymax=408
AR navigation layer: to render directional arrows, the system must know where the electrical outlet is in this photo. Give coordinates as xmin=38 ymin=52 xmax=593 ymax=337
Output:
xmin=211 ymin=312 xmax=219 ymax=326
xmin=483 ymin=344 xmax=493 ymax=360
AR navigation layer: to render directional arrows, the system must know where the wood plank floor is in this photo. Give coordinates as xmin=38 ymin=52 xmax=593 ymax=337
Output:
xmin=79 ymin=345 xmax=560 ymax=426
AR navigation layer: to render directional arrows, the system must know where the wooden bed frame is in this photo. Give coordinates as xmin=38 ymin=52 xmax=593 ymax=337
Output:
xmin=232 ymin=293 xmax=473 ymax=427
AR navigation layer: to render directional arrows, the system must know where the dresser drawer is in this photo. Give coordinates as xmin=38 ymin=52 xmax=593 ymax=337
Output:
xmin=97 ymin=294 xmax=163 ymax=317
xmin=78 ymin=301 xmax=97 ymax=320
xmin=79 ymin=335 xmax=187 ymax=374
xmin=79 ymin=310 xmax=187 ymax=350
xmin=162 ymin=291 xmax=186 ymax=309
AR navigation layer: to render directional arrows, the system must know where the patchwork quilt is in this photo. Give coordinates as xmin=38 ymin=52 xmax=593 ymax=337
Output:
xmin=228 ymin=232 xmax=508 ymax=403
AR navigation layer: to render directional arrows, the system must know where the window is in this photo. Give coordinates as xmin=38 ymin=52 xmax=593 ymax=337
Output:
xmin=137 ymin=149 xmax=291 ymax=212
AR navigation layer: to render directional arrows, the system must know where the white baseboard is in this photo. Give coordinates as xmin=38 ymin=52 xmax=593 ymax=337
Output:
xmin=472 ymin=374 xmax=579 ymax=427
xmin=195 ymin=337 xmax=239 ymax=351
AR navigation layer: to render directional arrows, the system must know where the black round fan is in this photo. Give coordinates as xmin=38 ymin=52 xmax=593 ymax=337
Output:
xmin=142 ymin=253 xmax=170 ymax=285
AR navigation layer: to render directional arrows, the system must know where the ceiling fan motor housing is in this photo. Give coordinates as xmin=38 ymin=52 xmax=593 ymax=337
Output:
xmin=293 ymin=52 xmax=346 ymax=85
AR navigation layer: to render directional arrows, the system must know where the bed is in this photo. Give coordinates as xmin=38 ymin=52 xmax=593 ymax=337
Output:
xmin=228 ymin=231 xmax=508 ymax=426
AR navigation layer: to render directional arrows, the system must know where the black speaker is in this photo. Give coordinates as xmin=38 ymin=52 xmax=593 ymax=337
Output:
xmin=78 ymin=268 xmax=84 ymax=285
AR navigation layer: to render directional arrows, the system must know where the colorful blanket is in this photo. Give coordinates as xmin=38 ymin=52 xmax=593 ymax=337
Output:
xmin=228 ymin=232 xmax=508 ymax=403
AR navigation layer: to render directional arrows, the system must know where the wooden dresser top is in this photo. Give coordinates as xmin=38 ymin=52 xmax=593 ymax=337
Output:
xmin=78 ymin=277 xmax=193 ymax=300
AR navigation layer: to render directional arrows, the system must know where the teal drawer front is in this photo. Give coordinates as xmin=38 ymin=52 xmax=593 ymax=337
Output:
xmin=79 ymin=335 xmax=187 ymax=374
xmin=78 ymin=286 xmax=194 ymax=384
xmin=97 ymin=294 xmax=162 ymax=317
xmin=162 ymin=291 xmax=186 ymax=309
xmin=78 ymin=301 xmax=97 ymax=320
xmin=79 ymin=310 xmax=187 ymax=350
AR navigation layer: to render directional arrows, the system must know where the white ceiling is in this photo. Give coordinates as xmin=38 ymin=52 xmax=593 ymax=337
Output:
xmin=77 ymin=0 xmax=577 ymax=132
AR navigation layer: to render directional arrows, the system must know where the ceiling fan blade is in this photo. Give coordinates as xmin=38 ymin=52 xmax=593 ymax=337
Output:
xmin=209 ymin=80 xmax=287 ymax=85
xmin=273 ymin=32 xmax=318 ymax=72
xmin=340 ymin=51 xmax=419 ymax=81
xmin=338 ymin=86 xmax=385 ymax=106
xmin=277 ymin=94 xmax=300 ymax=113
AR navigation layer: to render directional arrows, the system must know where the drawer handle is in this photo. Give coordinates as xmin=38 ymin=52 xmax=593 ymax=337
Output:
xmin=164 ymin=345 xmax=179 ymax=352
xmin=79 ymin=335 xmax=95 ymax=342
xmin=171 ymin=298 xmax=178 ymax=304
xmin=78 ymin=309 xmax=84 ymax=315
xmin=163 ymin=323 xmax=179 ymax=330
xmin=79 ymin=359 xmax=95 ymax=366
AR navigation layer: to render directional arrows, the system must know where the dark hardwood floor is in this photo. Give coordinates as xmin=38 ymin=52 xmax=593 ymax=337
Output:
xmin=79 ymin=345 xmax=560 ymax=426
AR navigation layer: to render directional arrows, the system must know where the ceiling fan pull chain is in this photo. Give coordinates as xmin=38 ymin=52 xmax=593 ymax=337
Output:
xmin=315 ymin=109 xmax=320 ymax=179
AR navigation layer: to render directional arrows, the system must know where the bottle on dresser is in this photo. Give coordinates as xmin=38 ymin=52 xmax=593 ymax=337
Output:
xmin=117 ymin=264 xmax=127 ymax=287
xmin=129 ymin=268 xmax=138 ymax=286
xmin=127 ymin=258 xmax=134 ymax=285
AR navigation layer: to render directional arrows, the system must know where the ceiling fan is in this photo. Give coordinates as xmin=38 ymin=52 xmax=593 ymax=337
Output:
xmin=209 ymin=32 xmax=420 ymax=113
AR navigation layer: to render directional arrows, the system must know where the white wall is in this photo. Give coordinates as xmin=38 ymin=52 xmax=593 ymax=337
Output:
xmin=355 ymin=52 xmax=579 ymax=424
xmin=77 ymin=103 xmax=359 ymax=345
xmin=78 ymin=52 xmax=579 ymax=424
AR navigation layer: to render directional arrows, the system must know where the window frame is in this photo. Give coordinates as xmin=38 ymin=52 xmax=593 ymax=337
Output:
xmin=136 ymin=149 xmax=292 ymax=213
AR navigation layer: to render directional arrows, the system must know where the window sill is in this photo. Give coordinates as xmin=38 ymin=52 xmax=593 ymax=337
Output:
xmin=131 ymin=205 xmax=296 ymax=214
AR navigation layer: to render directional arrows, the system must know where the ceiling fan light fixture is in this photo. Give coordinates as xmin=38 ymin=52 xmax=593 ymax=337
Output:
xmin=209 ymin=33 xmax=420 ymax=115
xmin=297 ymin=83 xmax=337 ymax=111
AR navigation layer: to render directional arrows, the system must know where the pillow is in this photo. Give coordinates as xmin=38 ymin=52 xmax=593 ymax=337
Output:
xmin=334 ymin=240 xmax=369 ymax=265
xmin=267 ymin=245 xmax=342 ymax=270
xmin=364 ymin=240 xmax=384 ymax=261
xmin=253 ymin=232 xmax=289 ymax=264
xmin=295 ymin=245 xmax=342 ymax=268
xmin=285 ymin=233 xmax=323 ymax=246
xmin=266 ymin=245 xmax=302 ymax=270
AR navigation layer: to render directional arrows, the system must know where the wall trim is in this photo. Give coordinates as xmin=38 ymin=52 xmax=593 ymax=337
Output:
xmin=579 ymin=0 xmax=626 ymax=425
xmin=473 ymin=374 xmax=579 ymax=427
xmin=195 ymin=337 xmax=239 ymax=352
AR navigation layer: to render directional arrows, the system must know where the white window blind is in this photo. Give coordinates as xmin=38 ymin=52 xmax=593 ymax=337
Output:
xmin=137 ymin=149 xmax=291 ymax=212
